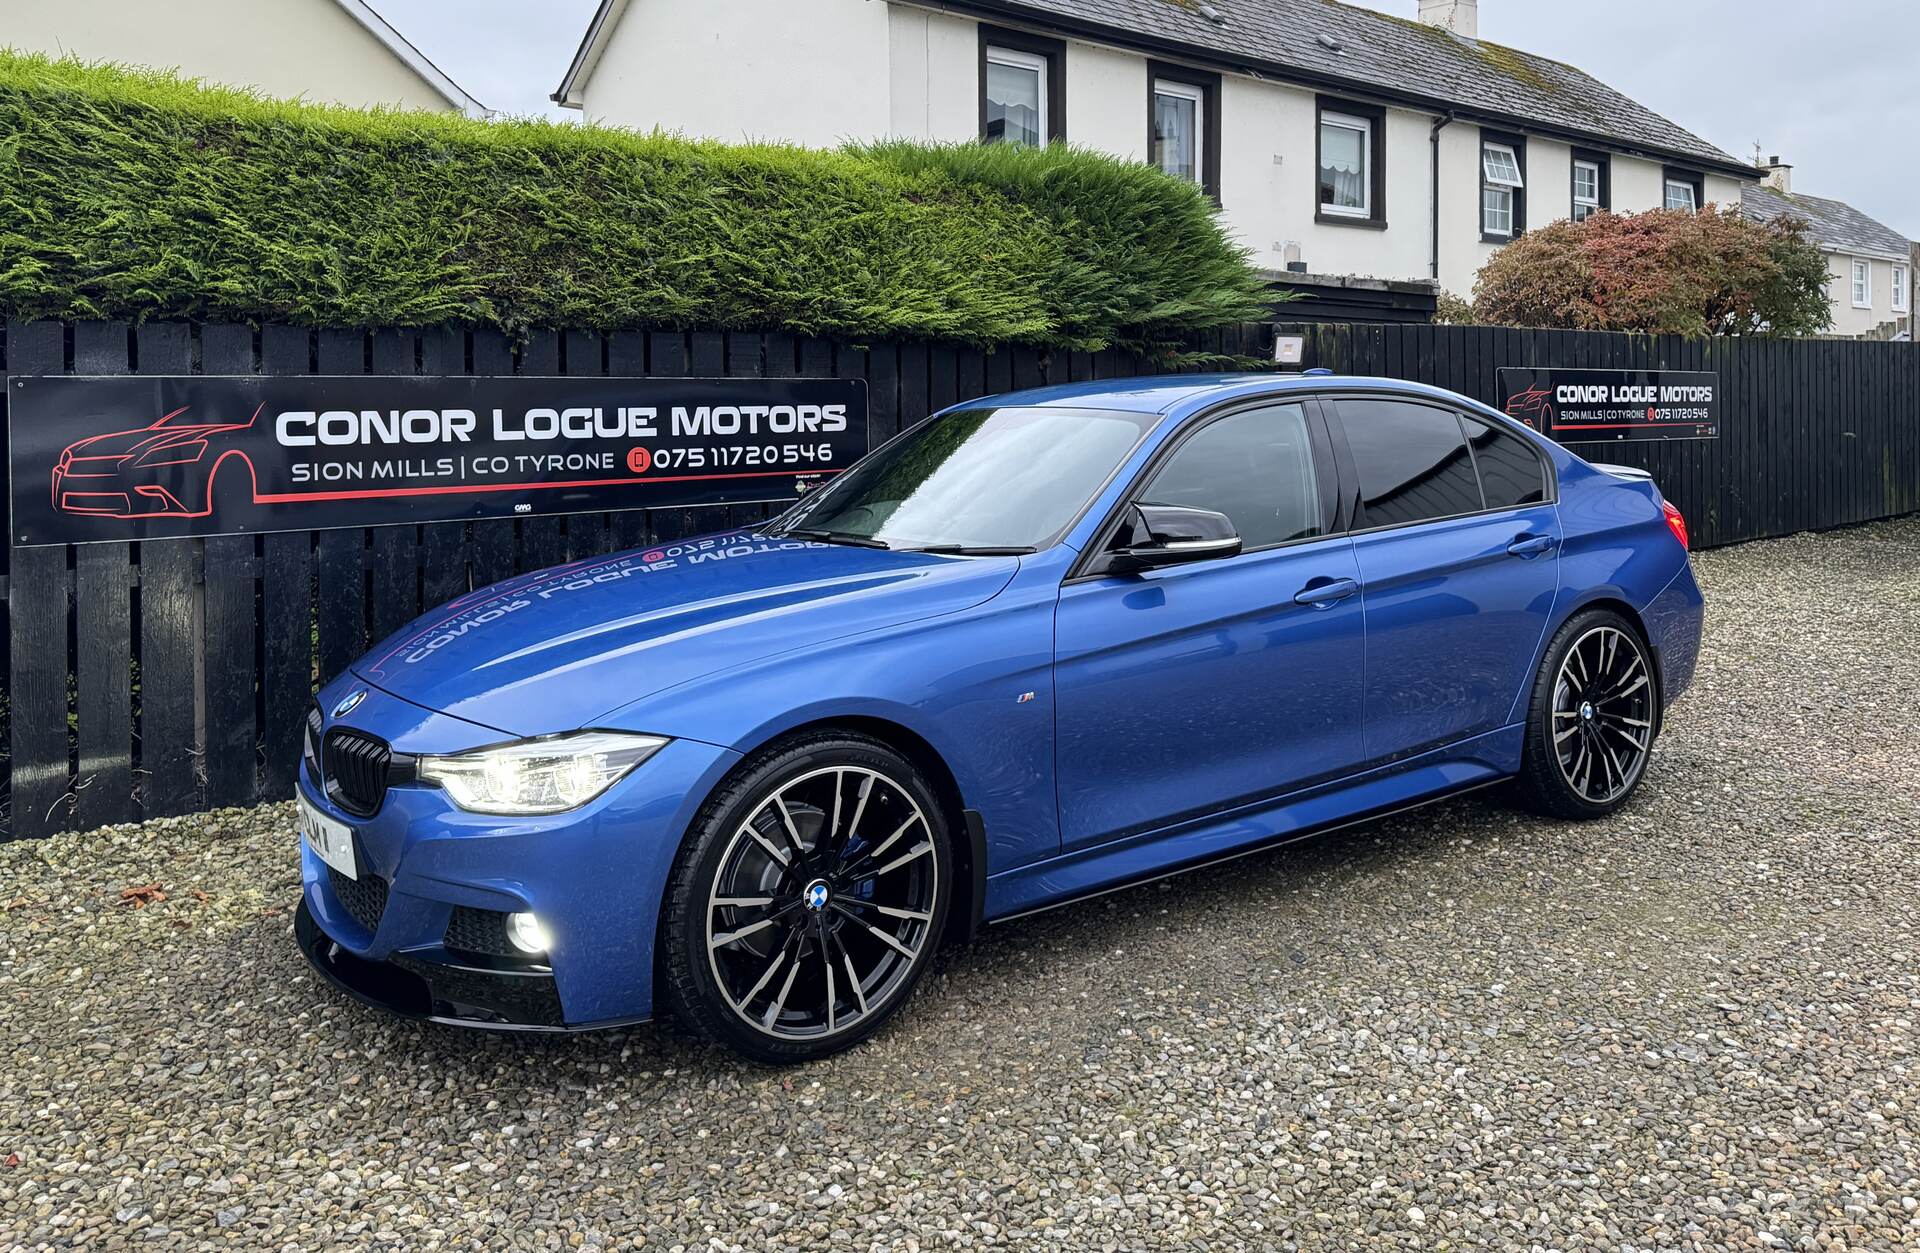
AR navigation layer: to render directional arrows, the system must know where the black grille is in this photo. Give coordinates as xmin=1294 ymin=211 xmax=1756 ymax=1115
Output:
xmin=329 ymin=866 xmax=389 ymax=934
xmin=444 ymin=906 xmax=520 ymax=959
xmin=304 ymin=705 xmax=323 ymax=778
xmin=324 ymin=728 xmax=391 ymax=817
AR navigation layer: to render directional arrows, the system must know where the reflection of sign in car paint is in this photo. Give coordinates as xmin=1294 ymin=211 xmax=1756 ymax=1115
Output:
xmin=1496 ymin=368 xmax=1718 ymax=442
xmin=10 ymin=376 xmax=868 ymax=546
xmin=361 ymin=533 xmax=817 ymax=675
xmin=51 ymin=404 xmax=265 ymax=519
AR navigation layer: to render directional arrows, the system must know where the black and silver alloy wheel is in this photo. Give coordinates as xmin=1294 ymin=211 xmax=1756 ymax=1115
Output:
xmin=662 ymin=734 xmax=952 ymax=1063
xmin=1515 ymin=608 xmax=1658 ymax=819
xmin=707 ymin=766 xmax=938 ymax=1040
xmin=1551 ymin=624 xmax=1654 ymax=805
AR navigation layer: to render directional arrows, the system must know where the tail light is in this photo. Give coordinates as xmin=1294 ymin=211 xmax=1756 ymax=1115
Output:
xmin=1661 ymin=499 xmax=1690 ymax=552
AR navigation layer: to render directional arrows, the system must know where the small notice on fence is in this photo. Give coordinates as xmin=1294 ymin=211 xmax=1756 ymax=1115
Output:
xmin=8 ymin=375 xmax=869 ymax=546
xmin=1496 ymin=368 xmax=1719 ymax=442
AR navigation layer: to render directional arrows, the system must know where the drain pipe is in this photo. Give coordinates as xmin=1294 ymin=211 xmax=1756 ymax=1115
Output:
xmin=1430 ymin=111 xmax=1455 ymax=283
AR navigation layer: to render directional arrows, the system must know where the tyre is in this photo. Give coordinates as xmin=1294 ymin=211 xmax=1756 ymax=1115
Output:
xmin=659 ymin=732 xmax=952 ymax=1064
xmin=1513 ymin=609 xmax=1658 ymax=820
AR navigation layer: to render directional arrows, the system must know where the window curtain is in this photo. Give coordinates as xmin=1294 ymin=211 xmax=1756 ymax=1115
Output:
xmin=1320 ymin=124 xmax=1365 ymax=208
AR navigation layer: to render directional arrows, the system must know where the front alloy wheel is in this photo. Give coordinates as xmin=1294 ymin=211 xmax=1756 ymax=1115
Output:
xmin=662 ymin=734 xmax=951 ymax=1063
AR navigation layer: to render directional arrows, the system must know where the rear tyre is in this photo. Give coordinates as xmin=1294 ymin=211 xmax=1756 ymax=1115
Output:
xmin=1513 ymin=609 xmax=1658 ymax=820
xmin=659 ymin=733 xmax=952 ymax=1064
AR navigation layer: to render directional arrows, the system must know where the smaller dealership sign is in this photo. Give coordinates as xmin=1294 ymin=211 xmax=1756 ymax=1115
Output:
xmin=1496 ymin=368 xmax=1719 ymax=442
xmin=9 ymin=375 xmax=867 ymax=546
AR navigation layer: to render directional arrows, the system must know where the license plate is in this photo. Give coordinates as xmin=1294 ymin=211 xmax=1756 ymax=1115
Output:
xmin=299 ymin=792 xmax=358 ymax=880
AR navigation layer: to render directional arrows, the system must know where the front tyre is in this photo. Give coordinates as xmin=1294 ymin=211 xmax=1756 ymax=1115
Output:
xmin=1514 ymin=609 xmax=1658 ymax=820
xmin=659 ymin=733 xmax=952 ymax=1064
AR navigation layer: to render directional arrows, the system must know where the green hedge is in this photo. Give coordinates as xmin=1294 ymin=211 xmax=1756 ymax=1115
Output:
xmin=0 ymin=54 xmax=1269 ymax=351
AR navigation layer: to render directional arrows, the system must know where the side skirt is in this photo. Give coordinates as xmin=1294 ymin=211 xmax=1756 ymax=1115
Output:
xmin=984 ymin=724 xmax=1523 ymax=924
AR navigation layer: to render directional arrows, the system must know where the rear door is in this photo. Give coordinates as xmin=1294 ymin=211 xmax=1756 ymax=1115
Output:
xmin=1330 ymin=396 xmax=1560 ymax=765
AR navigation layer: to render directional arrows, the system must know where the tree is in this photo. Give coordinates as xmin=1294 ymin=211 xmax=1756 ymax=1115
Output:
xmin=1470 ymin=206 xmax=1832 ymax=337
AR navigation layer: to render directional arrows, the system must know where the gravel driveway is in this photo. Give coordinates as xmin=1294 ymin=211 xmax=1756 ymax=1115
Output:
xmin=3 ymin=518 xmax=1918 ymax=1251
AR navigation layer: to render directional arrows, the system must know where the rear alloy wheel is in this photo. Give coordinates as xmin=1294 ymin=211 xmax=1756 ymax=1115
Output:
xmin=661 ymin=735 xmax=951 ymax=1063
xmin=1515 ymin=610 xmax=1657 ymax=819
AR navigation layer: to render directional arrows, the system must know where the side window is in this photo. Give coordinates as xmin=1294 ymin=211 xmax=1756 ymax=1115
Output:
xmin=1464 ymin=417 xmax=1549 ymax=510
xmin=1140 ymin=403 xmax=1321 ymax=550
xmin=1338 ymin=399 xmax=1483 ymax=529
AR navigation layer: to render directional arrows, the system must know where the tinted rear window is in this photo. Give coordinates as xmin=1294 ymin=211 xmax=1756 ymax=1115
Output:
xmin=1338 ymin=399 xmax=1483 ymax=528
xmin=1464 ymin=417 xmax=1549 ymax=509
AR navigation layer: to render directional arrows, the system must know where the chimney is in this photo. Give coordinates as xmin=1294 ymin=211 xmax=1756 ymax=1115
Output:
xmin=1761 ymin=154 xmax=1792 ymax=195
xmin=1418 ymin=0 xmax=1479 ymax=38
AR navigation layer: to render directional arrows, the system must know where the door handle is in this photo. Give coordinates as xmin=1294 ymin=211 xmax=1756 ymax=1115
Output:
xmin=1506 ymin=534 xmax=1558 ymax=558
xmin=1294 ymin=577 xmax=1359 ymax=608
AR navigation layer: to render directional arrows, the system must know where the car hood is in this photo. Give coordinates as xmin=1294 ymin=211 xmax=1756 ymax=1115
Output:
xmin=65 ymin=425 xmax=235 ymax=459
xmin=352 ymin=531 xmax=1021 ymax=738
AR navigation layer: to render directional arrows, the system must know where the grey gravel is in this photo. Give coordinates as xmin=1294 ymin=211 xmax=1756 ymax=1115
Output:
xmin=3 ymin=517 xmax=1918 ymax=1251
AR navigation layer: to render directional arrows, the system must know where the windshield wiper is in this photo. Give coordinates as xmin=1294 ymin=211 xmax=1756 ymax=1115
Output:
xmin=776 ymin=527 xmax=893 ymax=550
xmin=904 ymin=544 xmax=1038 ymax=556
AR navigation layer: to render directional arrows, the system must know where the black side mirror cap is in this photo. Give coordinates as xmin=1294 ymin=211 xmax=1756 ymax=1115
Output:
xmin=1101 ymin=503 xmax=1243 ymax=574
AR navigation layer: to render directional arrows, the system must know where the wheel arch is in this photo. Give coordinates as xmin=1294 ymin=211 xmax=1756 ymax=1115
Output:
xmin=200 ymin=449 xmax=258 ymax=515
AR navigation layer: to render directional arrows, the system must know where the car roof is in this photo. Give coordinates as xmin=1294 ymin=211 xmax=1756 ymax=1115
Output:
xmin=963 ymin=373 xmax=1495 ymax=418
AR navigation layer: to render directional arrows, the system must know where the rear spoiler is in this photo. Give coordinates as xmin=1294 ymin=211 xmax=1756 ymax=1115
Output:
xmin=1592 ymin=462 xmax=1654 ymax=483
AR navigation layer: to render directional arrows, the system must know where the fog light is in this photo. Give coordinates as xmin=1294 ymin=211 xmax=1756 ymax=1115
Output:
xmin=506 ymin=911 xmax=551 ymax=955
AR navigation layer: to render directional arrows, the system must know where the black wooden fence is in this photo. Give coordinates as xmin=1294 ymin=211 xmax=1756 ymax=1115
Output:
xmin=1282 ymin=323 xmax=1920 ymax=549
xmin=0 ymin=319 xmax=1913 ymax=840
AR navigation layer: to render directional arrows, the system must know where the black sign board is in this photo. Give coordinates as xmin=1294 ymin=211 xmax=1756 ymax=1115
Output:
xmin=9 ymin=375 xmax=868 ymax=546
xmin=1496 ymin=368 xmax=1719 ymax=442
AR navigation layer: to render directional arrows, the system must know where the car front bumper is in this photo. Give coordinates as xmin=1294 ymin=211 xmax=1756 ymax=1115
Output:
xmin=296 ymin=679 xmax=742 ymax=1030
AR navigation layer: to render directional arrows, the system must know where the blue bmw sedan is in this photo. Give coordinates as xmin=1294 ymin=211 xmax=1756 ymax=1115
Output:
xmin=295 ymin=374 xmax=1703 ymax=1062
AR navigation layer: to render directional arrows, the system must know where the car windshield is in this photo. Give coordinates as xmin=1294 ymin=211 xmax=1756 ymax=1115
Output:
xmin=771 ymin=406 xmax=1158 ymax=552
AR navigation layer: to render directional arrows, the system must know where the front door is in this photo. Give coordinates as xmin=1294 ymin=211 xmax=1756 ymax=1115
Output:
xmin=1054 ymin=400 xmax=1366 ymax=851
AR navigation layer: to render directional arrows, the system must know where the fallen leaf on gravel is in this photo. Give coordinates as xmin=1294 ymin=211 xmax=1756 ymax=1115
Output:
xmin=119 ymin=884 xmax=166 ymax=908
xmin=4 ymin=1154 xmax=18 ymax=1168
xmin=190 ymin=889 xmax=210 ymax=904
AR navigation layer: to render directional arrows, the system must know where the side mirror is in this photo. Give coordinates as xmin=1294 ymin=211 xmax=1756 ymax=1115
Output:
xmin=1102 ymin=503 xmax=1242 ymax=574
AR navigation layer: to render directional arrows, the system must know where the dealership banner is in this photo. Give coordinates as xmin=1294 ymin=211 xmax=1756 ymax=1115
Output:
xmin=1497 ymin=368 xmax=1719 ymax=442
xmin=8 ymin=375 xmax=867 ymax=546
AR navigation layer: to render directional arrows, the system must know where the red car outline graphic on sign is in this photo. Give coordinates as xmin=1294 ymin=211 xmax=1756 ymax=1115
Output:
xmin=1503 ymin=385 xmax=1555 ymax=432
xmin=51 ymin=404 xmax=264 ymax=519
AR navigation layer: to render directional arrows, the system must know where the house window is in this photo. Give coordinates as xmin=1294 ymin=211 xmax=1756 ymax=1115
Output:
xmin=979 ymin=28 xmax=1064 ymax=147
xmin=984 ymin=48 xmax=1046 ymax=146
xmin=1851 ymin=260 xmax=1873 ymax=309
xmin=1664 ymin=170 xmax=1702 ymax=213
xmin=1316 ymin=99 xmax=1385 ymax=226
xmin=1147 ymin=64 xmax=1220 ymax=199
xmin=1152 ymin=81 xmax=1203 ymax=181
xmin=1319 ymin=113 xmax=1371 ymax=216
xmin=1571 ymin=154 xmax=1607 ymax=223
xmin=1481 ymin=136 xmax=1526 ymax=240
xmin=1893 ymin=264 xmax=1909 ymax=314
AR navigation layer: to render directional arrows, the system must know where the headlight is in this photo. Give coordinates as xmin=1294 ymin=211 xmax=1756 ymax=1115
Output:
xmin=416 ymin=731 xmax=669 ymax=815
xmin=134 ymin=441 xmax=209 ymax=467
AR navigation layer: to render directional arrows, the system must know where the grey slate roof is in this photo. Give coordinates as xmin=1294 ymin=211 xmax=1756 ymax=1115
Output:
xmin=973 ymin=0 xmax=1749 ymax=173
xmin=1742 ymin=184 xmax=1913 ymax=259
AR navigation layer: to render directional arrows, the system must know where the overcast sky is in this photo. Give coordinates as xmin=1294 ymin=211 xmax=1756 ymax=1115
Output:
xmin=372 ymin=0 xmax=1920 ymax=238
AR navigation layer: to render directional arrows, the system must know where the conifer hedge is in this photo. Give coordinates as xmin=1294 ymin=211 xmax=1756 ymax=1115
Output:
xmin=0 ymin=54 xmax=1270 ymax=350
